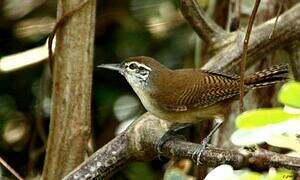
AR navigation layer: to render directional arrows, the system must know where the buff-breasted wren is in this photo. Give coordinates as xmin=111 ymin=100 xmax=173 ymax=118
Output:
xmin=98 ymin=56 xmax=288 ymax=164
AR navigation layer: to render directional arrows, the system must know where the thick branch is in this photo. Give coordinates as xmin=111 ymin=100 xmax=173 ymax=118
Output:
xmin=64 ymin=113 xmax=300 ymax=179
xmin=63 ymin=133 xmax=134 ymax=180
xmin=180 ymin=0 xmax=229 ymax=43
xmin=202 ymin=2 xmax=300 ymax=72
xmin=42 ymin=0 xmax=96 ymax=179
xmin=162 ymin=140 xmax=300 ymax=171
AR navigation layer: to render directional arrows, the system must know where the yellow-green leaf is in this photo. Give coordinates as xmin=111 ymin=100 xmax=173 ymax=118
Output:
xmin=278 ymin=81 xmax=300 ymax=108
xmin=236 ymin=108 xmax=300 ymax=129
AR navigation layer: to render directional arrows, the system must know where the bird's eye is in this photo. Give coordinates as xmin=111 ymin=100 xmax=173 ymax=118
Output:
xmin=128 ymin=63 xmax=138 ymax=70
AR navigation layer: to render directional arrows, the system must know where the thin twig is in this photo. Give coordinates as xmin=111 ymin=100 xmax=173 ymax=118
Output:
xmin=0 ymin=156 xmax=24 ymax=180
xmin=239 ymin=0 xmax=261 ymax=112
xmin=48 ymin=0 xmax=90 ymax=71
xmin=269 ymin=0 xmax=284 ymax=39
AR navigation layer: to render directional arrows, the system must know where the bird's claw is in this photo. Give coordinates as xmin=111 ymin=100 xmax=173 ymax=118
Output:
xmin=192 ymin=120 xmax=223 ymax=166
xmin=192 ymin=137 xmax=210 ymax=166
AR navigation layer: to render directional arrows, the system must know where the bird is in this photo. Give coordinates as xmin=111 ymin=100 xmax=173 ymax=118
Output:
xmin=98 ymin=56 xmax=288 ymax=164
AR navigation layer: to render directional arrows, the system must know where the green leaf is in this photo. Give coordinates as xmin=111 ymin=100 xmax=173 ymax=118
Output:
xmin=236 ymin=108 xmax=300 ymax=129
xmin=278 ymin=81 xmax=300 ymax=108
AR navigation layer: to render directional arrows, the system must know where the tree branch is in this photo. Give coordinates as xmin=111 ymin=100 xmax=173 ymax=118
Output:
xmin=202 ymin=2 xmax=300 ymax=72
xmin=162 ymin=139 xmax=300 ymax=171
xmin=63 ymin=133 xmax=134 ymax=179
xmin=180 ymin=0 xmax=229 ymax=43
xmin=64 ymin=113 xmax=300 ymax=179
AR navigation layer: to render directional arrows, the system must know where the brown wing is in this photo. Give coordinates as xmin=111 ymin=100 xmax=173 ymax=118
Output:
xmin=157 ymin=69 xmax=240 ymax=112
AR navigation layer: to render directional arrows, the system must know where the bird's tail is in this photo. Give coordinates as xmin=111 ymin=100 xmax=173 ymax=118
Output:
xmin=244 ymin=64 xmax=289 ymax=89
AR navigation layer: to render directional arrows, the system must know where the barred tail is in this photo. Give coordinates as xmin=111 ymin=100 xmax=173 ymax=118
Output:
xmin=245 ymin=64 xmax=289 ymax=89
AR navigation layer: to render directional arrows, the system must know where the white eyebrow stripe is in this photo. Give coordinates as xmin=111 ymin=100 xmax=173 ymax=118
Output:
xmin=128 ymin=61 xmax=152 ymax=71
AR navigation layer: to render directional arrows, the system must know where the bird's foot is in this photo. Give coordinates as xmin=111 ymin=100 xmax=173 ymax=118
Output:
xmin=192 ymin=137 xmax=211 ymax=166
xmin=192 ymin=120 xmax=223 ymax=166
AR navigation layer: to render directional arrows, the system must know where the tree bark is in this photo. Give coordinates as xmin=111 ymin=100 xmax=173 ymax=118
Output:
xmin=42 ymin=0 xmax=96 ymax=179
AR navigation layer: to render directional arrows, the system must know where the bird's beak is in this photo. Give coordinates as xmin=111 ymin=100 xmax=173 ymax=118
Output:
xmin=97 ymin=63 xmax=123 ymax=74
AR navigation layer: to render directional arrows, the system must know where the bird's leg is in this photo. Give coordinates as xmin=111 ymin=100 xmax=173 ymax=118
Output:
xmin=155 ymin=123 xmax=191 ymax=154
xmin=192 ymin=119 xmax=223 ymax=166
